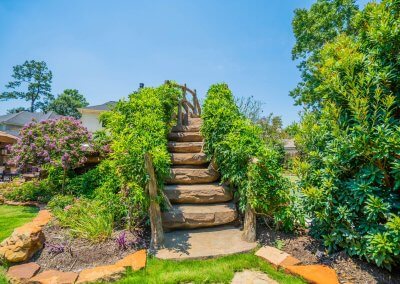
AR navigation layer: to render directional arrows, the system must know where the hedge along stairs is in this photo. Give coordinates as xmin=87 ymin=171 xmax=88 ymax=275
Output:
xmin=155 ymin=83 xmax=257 ymax=259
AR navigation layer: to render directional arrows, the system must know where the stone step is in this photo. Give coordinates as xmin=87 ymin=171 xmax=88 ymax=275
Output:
xmin=164 ymin=183 xmax=233 ymax=204
xmin=171 ymin=153 xmax=208 ymax=166
xmin=167 ymin=167 xmax=219 ymax=184
xmin=162 ymin=203 xmax=237 ymax=229
xmin=167 ymin=142 xmax=203 ymax=153
xmin=168 ymin=132 xmax=203 ymax=142
xmin=171 ymin=118 xmax=202 ymax=133
xmin=155 ymin=226 xmax=257 ymax=260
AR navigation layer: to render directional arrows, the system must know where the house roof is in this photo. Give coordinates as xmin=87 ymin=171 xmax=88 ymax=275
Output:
xmin=0 ymin=111 xmax=62 ymax=127
xmin=80 ymin=101 xmax=117 ymax=111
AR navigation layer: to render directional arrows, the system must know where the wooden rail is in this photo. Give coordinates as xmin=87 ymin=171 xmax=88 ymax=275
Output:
xmin=165 ymin=81 xmax=201 ymax=126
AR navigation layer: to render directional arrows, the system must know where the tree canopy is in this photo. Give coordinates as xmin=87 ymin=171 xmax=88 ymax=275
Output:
xmin=47 ymin=89 xmax=89 ymax=118
xmin=1 ymin=60 xmax=53 ymax=112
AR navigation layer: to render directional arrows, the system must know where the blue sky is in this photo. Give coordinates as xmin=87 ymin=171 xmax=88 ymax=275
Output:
xmin=0 ymin=0 xmax=369 ymax=125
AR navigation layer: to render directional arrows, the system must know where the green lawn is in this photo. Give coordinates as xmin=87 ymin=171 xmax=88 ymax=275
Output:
xmin=0 ymin=205 xmax=39 ymax=242
xmin=118 ymin=253 xmax=305 ymax=284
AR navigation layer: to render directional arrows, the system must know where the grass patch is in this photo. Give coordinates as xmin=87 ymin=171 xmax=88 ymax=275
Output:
xmin=118 ymin=252 xmax=305 ymax=284
xmin=0 ymin=205 xmax=39 ymax=241
xmin=0 ymin=267 xmax=7 ymax=284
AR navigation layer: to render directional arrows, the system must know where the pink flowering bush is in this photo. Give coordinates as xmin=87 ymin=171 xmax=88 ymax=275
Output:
xmin=9 ymin=117 xmax=91 ymax=192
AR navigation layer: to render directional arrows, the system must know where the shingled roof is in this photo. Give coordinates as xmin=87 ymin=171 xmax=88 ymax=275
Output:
xmin=80 ymin=101 xmax=117 ymax=111
xmin=0 ymin=111 xmax=61 ymax=127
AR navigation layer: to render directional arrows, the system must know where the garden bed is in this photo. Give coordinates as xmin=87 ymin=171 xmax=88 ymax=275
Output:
xmin=257 ymin=221 xmax=400 ymax=284
xmin=32 ymin=224 xmax=150 ymax=273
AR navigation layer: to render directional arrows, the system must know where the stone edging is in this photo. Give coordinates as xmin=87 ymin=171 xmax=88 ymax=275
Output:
xmin=6 ymin=250 xmax=147 ymax=284
xmin=255 ymin=246 xmax=340 ymax=284
xmin=1 ymin=209 xmax=147 ymax=283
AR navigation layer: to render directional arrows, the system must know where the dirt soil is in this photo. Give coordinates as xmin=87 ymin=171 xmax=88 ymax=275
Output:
xmin=33 ymin=224 xmax=149 ymax=273
xmin=257 ymin=221 xmax=400 ymax=284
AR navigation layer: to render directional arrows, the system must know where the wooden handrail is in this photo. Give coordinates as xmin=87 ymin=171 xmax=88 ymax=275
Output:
xmin=165 ymin=81 xmax=201 ymax=126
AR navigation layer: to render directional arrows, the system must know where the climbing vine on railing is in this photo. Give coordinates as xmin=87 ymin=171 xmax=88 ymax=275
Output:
xmin=201 ymin=83 xmax=304 ymax=232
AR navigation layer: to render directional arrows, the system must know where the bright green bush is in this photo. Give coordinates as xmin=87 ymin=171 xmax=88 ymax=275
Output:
xmin=47 ymin=194 xmax=75 ymax=211
xmin=53 ymin=198 xmax=113 ymax=242
xmin=202 ymin=84 xmax=304 ymax=231
xmin=293 ymin=0 xmax=400 ymax=269
xmin=4 ymin=180 xmax=51 ymax=202
xmin=98 ymin=83 xmax=181 ymax=228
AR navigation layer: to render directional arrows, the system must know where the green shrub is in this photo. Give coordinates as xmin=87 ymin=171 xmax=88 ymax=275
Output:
xmin=202 ymin=84 xmax=304 ymax=231
xmin=48 ymin=195 xmax=75 ymax=211
xmin=293 ymin=0 xmax=400 ymax=269
xmin=65 ymin=167 xmax=102 ymax=196
xmin=98 ymin=83 xmax=181 ymax=228
xmin=4 ymin=180 xmax=51 ymax=202
xmin=54 ymin=198 xmax=113 ymax=242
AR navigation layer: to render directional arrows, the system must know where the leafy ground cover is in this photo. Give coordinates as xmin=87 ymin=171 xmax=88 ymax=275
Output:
xmin=0 ymin=205 xmax=38 ymax=241
xmin=118 ymin=253 xmax=305 ymax=284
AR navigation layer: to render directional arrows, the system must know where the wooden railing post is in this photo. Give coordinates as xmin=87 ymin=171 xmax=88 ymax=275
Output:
xmin=242 ymin=203 xmax=256 ymax=242
xmin=144 ymin=153 xmax=164 ymax=249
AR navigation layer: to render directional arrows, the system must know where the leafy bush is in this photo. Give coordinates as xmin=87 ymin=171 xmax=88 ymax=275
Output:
xmin=293 ymin=0 xmax=400 ymax=269
xmin=202 ymin=84 xmax=304 ymax=231
xmin=48 ymin=194 xmax=75 ymax=211
xmin=4 ymin=180 xmax=51 ymax=202
xmin=98 ymin=83 xmax=181 ymax=228
xmin=53 ymin=198 xmax=113 ymax=242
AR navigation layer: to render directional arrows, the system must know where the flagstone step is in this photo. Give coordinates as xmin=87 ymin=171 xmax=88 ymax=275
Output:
xmin=162 ymin=203 xmax=237 ymax=229
xmin=171 ymin=118 xmax=202 ymax=133
xmin=171 ymin=153 xmax=208 ymax=166
xmin=168 ymin=132 xmax=203 ymax=142
xmin=168 ymin=142 xmax=203 ymax=153
xmin=167 ymin=167 xmax=219 ymax=184
xmin=164 ymin=183 xmax=233 ymax=204
xmin=155 ymin=226 xmax=257 ymax=260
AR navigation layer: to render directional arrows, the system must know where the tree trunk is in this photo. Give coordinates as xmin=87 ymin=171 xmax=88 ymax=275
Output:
xmin=144 ymin=153 xmax=164 ymax=249
xmin=242 ymin=203 xmax=256 ymax=242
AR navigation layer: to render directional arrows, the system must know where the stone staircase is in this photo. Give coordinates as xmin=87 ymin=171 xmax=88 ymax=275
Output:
xmin=162 ymin=117 xmax=238 ymax=230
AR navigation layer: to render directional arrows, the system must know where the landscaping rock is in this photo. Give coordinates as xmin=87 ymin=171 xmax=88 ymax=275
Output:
xmin=162 ymin=203 xmax=237 ymax=229
xmin=115 ymin=249 xmax=147 ymax=270
xmin=29 ymin=270 xmax=78 ymax=284
xmin=0 ymin=223 xmax=45 ymax=263
xmin=164 ymin=183 xmax=232 ymax=203
xmin=255 ymin=246 xmax=289 ymax=267
xmin=7 ymin=262 xmax=40 ymax=283
xmin=279 ymin=255 xmax=302 ymax=267
xmin=231 ymin=270 xmax=278 ymax=284
xmin=285 ymin=264 xmax=339 ymax=284
xmin=31 ymin=210 xmax=52 ymax=227
xmin=76 ymin=265 xmax=125 ymax=283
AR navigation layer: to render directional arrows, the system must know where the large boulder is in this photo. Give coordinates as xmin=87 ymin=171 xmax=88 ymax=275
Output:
xmin=0 ymin=223 xmax=45 ymax=263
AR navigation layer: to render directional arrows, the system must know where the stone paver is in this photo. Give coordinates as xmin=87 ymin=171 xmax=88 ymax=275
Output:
xmin=255 ymin=246 xmax=289 ymax=267
xmin=29 ymin=270 xmax=78 ymax=284
xmin=279 ymin=255 xmax=302 ymax=267
xmin=231 ymin=270 xmax=278 ymax=284
xmin=155 ymin=226 xmax=257 ymax=260
xmin=7 ymin=262 xmax=40 ymax=282
xmin=285 ymin=264 xmax=339 ymax=284
xmin=76 ymin=265 xmax=125 ymax=283
xmin=115 ymin=249 xmax=147 ymax=270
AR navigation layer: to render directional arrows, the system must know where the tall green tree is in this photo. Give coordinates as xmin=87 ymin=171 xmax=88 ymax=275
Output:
xmin=291 ymin=0 xmax=358 ymax=108
xmin=47 ymin=89 xmax=89 ymax=118
xmin=293 ymin=0 xmax=400 ymax=269
xmin=1 ymin=60 xmax=53 ymax=112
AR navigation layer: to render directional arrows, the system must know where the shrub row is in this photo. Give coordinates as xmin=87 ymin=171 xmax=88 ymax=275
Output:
xmin=201 ymin=84 xmax=304 ymax=231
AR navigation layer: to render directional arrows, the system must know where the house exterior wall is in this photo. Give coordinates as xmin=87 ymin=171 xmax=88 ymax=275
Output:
xmin=80 ymin=112 xmax=103 ymax=133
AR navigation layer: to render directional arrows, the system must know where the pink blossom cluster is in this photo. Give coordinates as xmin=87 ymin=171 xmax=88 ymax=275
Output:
xmin=9 ymin=117 xmax=91 ymax=171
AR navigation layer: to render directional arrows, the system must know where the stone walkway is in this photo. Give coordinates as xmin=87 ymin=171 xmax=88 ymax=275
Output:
xmin=231 ymin=270 xmax=278 ymax=284
xmin=155 ymin=226 xmax=257 ymax=260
